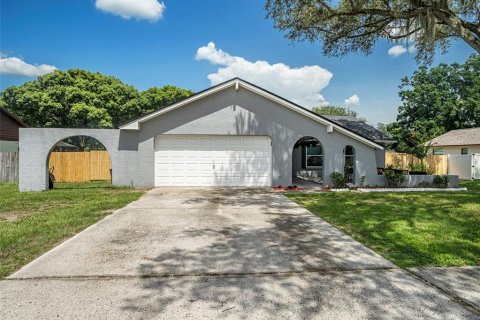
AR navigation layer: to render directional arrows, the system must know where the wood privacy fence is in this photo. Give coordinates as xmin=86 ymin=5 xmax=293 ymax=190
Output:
xmin=385 ymin=152 xmax=448 ymax=175
xmin=0 ymin=152 xmax=19 ymax=182
xmin=49 ymin=151 xmax=111 ymax=182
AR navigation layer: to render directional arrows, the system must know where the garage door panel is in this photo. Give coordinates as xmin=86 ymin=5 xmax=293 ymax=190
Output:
xmin=227 ymin=151 xmax=270 ymax=158
xmin=215 ymin=163 xmax=271 ymax=172
xmin=155 ymin=135 xmax=272 ymax=187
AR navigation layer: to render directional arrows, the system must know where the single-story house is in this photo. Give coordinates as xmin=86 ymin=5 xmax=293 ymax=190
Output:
xmin=19 ymin=78 xmax=388 ymax=191
xmin=426 ymin=128 xmax=480 ymax=155
xmin=0 ymin=108 xmax=28 ymax=152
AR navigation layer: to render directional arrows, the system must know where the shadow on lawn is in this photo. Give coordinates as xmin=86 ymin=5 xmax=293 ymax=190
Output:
xmin=288 ymin=184 xmax=480 ymax=267
xmin=120 ymin=189 xmax=473 ymax=319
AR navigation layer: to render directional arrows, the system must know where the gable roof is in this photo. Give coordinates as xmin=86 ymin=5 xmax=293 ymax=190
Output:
xmin=0 ymin=108 xmax=28 ymax=128
xmin=323 ymin=115 xmax=396 ymax=145
xmin=426 ymin=128 xmax=480 ymax=146
xmin=119 ymin=78 xmax=383 ymax=149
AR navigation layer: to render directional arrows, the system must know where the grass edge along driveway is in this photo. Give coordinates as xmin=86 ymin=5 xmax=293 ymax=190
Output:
xmin=286 ymin=180 xmax=480 ymax=268
xmin=0 ymin=181 xmax=145 ymax=278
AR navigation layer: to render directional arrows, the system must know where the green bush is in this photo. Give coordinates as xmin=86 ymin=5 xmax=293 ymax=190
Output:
xmin=384 ymin=165 xmax=407 ymax=187
xmin=409 ymin=162 xmax=427 ymax=172
xmin=360 ymin=176 xmax=366 ymax=187
xmin=433 ymin=175 xmax=450 ymax=188
xmin=330 ymin=172 xmax=347 ymax=188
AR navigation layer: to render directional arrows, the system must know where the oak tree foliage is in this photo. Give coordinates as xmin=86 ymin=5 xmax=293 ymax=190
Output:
xmin=386 ymin=54 xmax=480 ymax=157
xmin=266 ymin=0 xmax=480 ymax=63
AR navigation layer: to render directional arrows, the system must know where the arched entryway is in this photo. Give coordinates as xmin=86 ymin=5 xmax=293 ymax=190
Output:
xmin=292 ymin=136 xmax=324 ymax=186
xmin=47 ymin=135 xmax=112 ymax=188
xmin=344 ymin=145 xmax=355 ymax=184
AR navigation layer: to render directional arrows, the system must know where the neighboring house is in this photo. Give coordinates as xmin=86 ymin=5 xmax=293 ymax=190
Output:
xmin=426 ymin=128 xmax=480 ymax=155
xmin=0 ymin=108 xmax=28 ymax=152
xmin=19 ymin=78 xmax=386 ymax=191
xmin=322 ymin=115 xmax=396 ymax=169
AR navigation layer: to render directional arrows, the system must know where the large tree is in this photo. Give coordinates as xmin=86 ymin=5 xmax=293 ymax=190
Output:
xmin=313 ymin=105 xmax=358 ymax=116
xmin=387 ymin=54 xmax=480 ymax=156
xmin=0 ymin=69 xmax=193 ymax=129
xmin=266 ymin=0 xmax=480 ymax=63
xmin=313 ymin=105 xmax=367 ymax=122
xmin=125 ymin=85 xmax=194 ymax=116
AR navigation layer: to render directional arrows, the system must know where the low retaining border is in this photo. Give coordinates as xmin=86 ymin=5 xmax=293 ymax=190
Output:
xmin=356 ymin=187 xmax=467 ymax=193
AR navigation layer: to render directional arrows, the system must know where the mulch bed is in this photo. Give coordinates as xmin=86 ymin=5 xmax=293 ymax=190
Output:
xmin=272 ymin=186 xmax=304 ymax=191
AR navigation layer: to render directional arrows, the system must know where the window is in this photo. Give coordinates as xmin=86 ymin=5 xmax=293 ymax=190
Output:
xmin=305 ymin=144 xmax=323 ymax=168
xmin=433 ymin=148 xmax=444 ymax=155
xmin=344 ymin=145 xmax=355 ymax=183
xmin=461 ymin=148 xmax=468 ymax=155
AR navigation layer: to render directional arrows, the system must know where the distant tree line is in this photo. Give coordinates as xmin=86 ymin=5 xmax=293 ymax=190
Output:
xmin=0 ymin=69 xmax=194 ymax=129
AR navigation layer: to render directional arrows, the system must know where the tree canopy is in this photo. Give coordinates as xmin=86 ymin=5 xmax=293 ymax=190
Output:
xmin=0 ymin=69 xmax=194 ymax=129
xmin=386 ymin=54 xmax=480 ymax=157
xmin=266 ymin=0 xmax=480 ymax=63
xmin=312 ymin=105 xmax=366 ymax=122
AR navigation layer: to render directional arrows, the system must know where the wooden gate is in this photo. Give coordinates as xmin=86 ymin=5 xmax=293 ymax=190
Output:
xmin=48 ymin=151 xmax=111 ymax=182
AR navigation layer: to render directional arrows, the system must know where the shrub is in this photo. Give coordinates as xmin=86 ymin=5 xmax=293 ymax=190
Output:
xmin=433 ymin=175 xmax=450 ymax=188
xmin=408 ymin=162 xmax=428 ymax=173
xmin=360 ymin=176 xmax=366 ymax=187
xmin=384 ymin=165 xmax=406 ymax=187
xmin=330 ymin=171 xmax=347 ymax=188
xmin=443 ymin=175 xmax=451 ymax=188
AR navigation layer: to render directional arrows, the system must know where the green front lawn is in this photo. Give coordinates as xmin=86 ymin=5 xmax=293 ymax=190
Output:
xmin=286 ymin=180 xmax=480 ymax=268
xmin=0 ymin=181 xmax=145 ymax=278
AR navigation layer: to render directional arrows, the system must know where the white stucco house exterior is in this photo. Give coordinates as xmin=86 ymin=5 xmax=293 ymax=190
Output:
xmin=19 ymin=78 xmax=388 ymax=191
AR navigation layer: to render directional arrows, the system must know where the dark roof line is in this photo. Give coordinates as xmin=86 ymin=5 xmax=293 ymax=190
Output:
xmin=323 ymin=115 xmax=395 ymax=143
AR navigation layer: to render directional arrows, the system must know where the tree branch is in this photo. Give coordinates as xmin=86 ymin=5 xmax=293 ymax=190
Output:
xmin=434 ymin=9 xmax=480 ymax=52
xmin=326 ymin=7 xmax=427 ymax=20
xmin=384 ymin=27 xmax=422 ymax=40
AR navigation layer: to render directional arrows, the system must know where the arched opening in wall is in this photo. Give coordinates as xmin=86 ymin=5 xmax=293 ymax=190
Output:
xmin=47 ymin=136 xmax=111 ymax=189
xmin=344 ymin=145 xmax=355 ymax=184
xmin=292 ymin=136 xmax=323 ymax=187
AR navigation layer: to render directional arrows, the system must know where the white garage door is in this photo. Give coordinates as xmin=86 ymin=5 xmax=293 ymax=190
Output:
xmin=154 ymin=135 xmax=272 ymax=187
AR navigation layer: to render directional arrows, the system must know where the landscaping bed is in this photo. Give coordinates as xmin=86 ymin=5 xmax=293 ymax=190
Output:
xmin=0 ymin=181 xmax=145 ymax=278
xmin=355 ymin=187 xmax=467 ymax=192
xmin=285 ymin=180 xmax=480 ymax=268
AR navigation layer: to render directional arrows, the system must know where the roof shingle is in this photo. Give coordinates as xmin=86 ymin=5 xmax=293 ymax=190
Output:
xmin=426 ymin=128 xmax=480 ymax=146
xmin=323 ymin=115 xmax=395 ymax=144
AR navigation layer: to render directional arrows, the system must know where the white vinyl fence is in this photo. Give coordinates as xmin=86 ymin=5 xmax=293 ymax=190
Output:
xmin=474 ymin=154 xmax=480 ymax=179
xmin=448 ymin=154 xmax=480 ymax=180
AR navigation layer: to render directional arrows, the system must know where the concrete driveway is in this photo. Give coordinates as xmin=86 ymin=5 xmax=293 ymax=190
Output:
xmin=1 ymin=188 xmax=478 ymax=319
